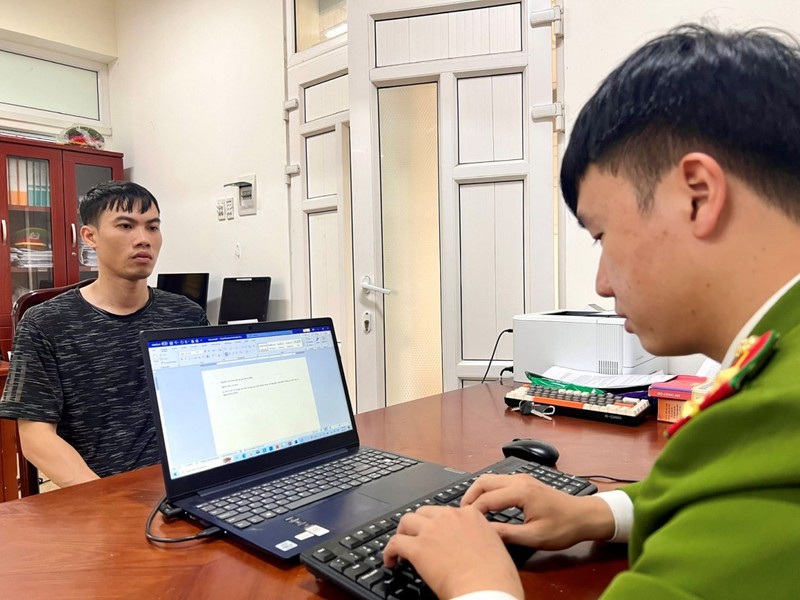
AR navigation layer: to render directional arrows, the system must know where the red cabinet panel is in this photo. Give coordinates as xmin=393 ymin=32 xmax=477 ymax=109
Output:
xmin=0 ymin=136 xmax=123 ymax=356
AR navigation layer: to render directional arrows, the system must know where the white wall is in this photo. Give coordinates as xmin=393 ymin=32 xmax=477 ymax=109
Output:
xmin=110 ymin=0 xmax=290 ymax=322
xmin=562 ymin=0 xmax=800 ymax=309
xmin=0 ymin=0 xmax=117 ymax=60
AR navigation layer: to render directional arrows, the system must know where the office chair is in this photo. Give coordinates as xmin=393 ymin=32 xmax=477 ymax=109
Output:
xmin=8 ymin=279 xmax=95 ymax=497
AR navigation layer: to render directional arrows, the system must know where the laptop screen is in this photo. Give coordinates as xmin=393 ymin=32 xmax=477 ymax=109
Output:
xmin=144 ymin=324 xmax=353 ymax=481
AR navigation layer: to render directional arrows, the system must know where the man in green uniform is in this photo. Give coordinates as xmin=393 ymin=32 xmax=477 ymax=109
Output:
xmin=382 ymin=25 xmax=800 ymax=600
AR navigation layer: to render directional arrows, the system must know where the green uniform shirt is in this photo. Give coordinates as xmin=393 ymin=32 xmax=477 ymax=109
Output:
xmin=602 ymin=280 xmax=800 ymax=599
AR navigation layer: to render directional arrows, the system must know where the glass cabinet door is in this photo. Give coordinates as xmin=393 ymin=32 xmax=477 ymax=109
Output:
xmin=74 ymin=164 xmax=112 ymax=281
xmin=63 ymin=152 xmax=122 ymax=282
xmin=3 ymin=150 xmax=66 ymax=308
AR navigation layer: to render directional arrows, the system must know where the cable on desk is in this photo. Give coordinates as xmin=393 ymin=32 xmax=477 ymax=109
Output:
xmin=577 ymin=475 xmax=639 ymax=484
xmin=480 ymin=328 xmax=513 ymax=384
xmin=145 ymin=496 xmax=223 ymax=544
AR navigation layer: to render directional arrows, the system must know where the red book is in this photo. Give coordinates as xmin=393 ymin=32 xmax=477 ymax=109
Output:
xmin=648 ymin=375 xmax=709 ymax=400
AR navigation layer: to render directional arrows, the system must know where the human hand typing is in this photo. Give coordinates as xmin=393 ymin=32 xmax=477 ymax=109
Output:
xmin=461 ymin=473 xmax=615 ymax=550
xmin=382 ymin=504 xmax=524 ymax=600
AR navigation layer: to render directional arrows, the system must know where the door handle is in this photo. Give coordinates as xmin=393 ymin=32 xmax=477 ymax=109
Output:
xmin=71 ymin=223 xmax=77 ymax=247
xmin=0 ymin=219 xmax=6 ymax=246
xmin=360 ymin=275 xmax=392 ymax=295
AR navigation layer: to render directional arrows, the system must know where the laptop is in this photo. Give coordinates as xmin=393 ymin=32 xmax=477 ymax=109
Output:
xmin=140 ymin=317 xmax=466 ymax=560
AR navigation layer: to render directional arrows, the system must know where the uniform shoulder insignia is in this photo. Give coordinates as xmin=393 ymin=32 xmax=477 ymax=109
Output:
xmin=667 ymin=330 xmax=780 ymax=438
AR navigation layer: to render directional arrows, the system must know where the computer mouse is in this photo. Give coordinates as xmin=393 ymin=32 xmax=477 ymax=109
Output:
xmin=501 ymin=438 xmax=560 ymax=467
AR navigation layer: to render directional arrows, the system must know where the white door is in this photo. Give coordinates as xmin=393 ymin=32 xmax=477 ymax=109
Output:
xmin=285 ymin=26 xmax=357 ymax=404
xmin=349 ymin=0 xmax=561 ymax=411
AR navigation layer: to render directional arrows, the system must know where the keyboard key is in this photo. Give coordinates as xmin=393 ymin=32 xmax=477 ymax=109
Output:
xmin=343 ymin=562 xmax=371 ymax=581
xmin=328 ymin=558 xmax=350 ymax=573
xmin=357 ymin=568 xmax=385 ymax=589
xmin=226 ymin=512 xmax=254 ymax=524
xmin=284 ymin=487 xmax=342 ymax=510
xmin=340 ymin=535 xmax=359 ymax=549
xmin=351 ymin=529 xmax=374 ymax=543
xmin=311 ymin=547 xmax=336 ymax=562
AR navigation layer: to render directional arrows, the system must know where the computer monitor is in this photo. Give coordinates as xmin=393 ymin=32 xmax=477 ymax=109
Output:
xmin=156 ymin=273 xmax=209 ymax=311
xmin=218 ymin=276 xmax=271 ymax=324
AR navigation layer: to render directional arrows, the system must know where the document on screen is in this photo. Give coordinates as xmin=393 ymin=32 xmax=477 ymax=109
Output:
xmin=201 ymin=357 xmax=321 ymax=455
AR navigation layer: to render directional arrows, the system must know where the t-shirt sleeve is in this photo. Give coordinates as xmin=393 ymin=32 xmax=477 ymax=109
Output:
xmin=0 ymin=311 xmax=64 ymax=423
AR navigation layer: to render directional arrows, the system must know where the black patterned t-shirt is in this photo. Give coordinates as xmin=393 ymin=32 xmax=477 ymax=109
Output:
xmin=0 ymin=288 xmax=208 ymax=477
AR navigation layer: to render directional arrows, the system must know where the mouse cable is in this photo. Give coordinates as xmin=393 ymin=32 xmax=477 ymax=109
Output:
xmin=480 ymin=328 xmax=513 ymax=384
xmin=576 ymin=474 xmax=639 ymax=484
xmin=145 ymin=495 xmax=223 ymax=544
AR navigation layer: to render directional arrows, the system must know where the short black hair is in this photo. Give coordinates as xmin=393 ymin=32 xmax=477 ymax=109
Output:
xmin=560 ymin=24 xmax=800 ymax=223
xmin=80 ymin=180 xmax=160 ymax=226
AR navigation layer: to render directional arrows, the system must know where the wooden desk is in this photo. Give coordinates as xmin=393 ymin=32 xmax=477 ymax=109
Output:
xmin=0 ymin=384 xmax=669 ymax=599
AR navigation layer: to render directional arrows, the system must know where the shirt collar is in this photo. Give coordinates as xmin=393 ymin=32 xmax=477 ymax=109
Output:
xmin=720 ymin=273 xmax=800 ymax=368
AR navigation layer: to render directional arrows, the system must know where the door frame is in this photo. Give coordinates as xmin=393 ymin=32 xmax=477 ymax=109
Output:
xmin=349 ymin=0 xmax=560 ymax=411
xmin=285 ymin=43 xmax=358 ymax=406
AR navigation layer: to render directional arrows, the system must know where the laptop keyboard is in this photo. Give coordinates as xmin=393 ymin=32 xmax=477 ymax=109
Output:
xmin=300 ymin=456 xmax=598 ymax=600
xmin=196 ymin=448 xmax=418 ymax=530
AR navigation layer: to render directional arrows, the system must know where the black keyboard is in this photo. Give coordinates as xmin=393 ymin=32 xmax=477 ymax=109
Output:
xmin=505 ymin=384 xmax=651 ymax=426
xmin=196 ymin=449 xmax=418 ymax=530
xmin=300 ymin=456 xmax=597 ymax=600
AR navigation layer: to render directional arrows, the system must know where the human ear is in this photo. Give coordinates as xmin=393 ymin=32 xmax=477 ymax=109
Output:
xmin=80 ymin=224 xmax=97 ymax=248
xmin=679 ymin=152 xmax=727 ymax=239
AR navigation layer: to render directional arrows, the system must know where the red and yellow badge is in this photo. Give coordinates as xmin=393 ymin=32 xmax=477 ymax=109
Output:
xmin=667 ymin=330 xmax=779 ymax=438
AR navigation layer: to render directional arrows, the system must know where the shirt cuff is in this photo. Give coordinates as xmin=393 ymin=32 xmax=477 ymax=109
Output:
xmin=596 ymin=489 xmax=634 ymax=543
xmin=451 ymin=592 xmax=519 ymax=600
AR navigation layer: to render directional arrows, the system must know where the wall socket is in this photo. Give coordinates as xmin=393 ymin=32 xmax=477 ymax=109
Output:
xmin=216 ymin=199 xmax=226 ymax=221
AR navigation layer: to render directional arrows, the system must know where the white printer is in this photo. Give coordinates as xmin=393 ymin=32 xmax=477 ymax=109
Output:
xmin=512 ymin=310 xmax=667 ymax=383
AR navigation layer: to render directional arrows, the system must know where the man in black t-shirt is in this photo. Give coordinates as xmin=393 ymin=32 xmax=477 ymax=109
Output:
xmin=0 ymin=181 xmax=208 ymax=487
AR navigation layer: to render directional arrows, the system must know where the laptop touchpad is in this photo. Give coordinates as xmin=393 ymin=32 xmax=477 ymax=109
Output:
xmin=297 ymin=491 xmax=390 ymax=531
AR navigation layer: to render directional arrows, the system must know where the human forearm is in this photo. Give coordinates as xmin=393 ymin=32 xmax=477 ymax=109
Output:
xmin=17 ymin=420 xmax=99 ymax=487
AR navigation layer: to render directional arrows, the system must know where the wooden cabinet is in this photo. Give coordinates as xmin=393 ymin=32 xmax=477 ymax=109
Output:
xmin=0 ymin=136 xmax=123 ymax=357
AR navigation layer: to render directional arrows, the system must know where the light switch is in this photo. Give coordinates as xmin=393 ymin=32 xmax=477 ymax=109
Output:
xmin=225 ymin=197 xmax=235 ymax=220
xmin=216 ymin=199 xmax=226 ymax=221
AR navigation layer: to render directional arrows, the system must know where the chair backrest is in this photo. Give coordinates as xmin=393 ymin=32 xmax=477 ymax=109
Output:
xmin=10 ymin=279 xmax=95 ymax=497
xmin=12 ymin=279 xmax=95 ymax=333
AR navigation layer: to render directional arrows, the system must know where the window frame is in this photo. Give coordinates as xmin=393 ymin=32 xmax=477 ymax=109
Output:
xmin=0 ymin=38 xmax=111 ymax=139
